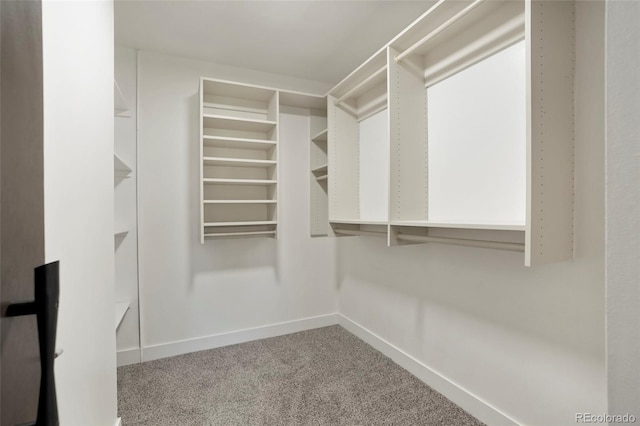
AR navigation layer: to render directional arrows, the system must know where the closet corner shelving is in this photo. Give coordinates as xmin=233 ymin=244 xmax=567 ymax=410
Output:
xmin=199 ymin=78 xmax=279 ymax=242
xmin=319 ymin=0 xmax=575 ymax=267
xmin=114 ymin=78 xmax=132 ymax=333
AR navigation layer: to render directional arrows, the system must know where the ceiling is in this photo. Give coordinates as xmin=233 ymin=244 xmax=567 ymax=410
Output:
xmin=115 ymin=1 xmax=435 ymax=85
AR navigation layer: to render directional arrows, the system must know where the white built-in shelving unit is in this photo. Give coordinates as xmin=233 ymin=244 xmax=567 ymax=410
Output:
xmin=316 ymin=0 xmax=575 ymax=266
xmin=199 ymin=78 xmax=279 ymax=241
xmin=199 ymin=78 xmax=326 ymax=241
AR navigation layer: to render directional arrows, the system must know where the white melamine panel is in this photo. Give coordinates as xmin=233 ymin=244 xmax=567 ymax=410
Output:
xmin=42 ymin=1 xmax=117 ymax=424
xmin=388 ymin=46 xmax=428 ymax=223
xmin=525 ymin=1 xmax=575 ymax=266
xmin=359 ymin=109 xmax=389 ymax=222
xmin=427 ymin=41 xmax=526 ymax=225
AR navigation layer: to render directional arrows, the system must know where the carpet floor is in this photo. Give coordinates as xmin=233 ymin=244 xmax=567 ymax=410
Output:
xmin=117 ymin=325 xmax=484 ymax=426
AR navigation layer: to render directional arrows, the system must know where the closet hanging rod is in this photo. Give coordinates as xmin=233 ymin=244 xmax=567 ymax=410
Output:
xmin=334 ymin=229 xmax=387 ymax=238
xmin=396 ymin=233 xmax=525 ymax=252
xmin=334 ymin=66 xmax=387 ymax=106
xmin=395 ymin=0 xmax=483 ymax=64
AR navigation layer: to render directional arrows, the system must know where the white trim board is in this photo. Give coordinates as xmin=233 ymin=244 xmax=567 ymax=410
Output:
xmin=337 ymin=314 xmax=519 ymax=426
xmin=117 ymin=348 xmax=142 ymax=367
xmin=142 ymin=313 xmax=340 ymax=362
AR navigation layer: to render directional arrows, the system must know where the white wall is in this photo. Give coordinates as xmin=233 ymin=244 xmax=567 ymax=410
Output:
xmin=42 ymin=1 xmax=118 ymax=425
xmin=605 ymin=0 xmax=640 ymax=419
xmin=136 ymin=50 xmax=337 ymax=360
xmin=337 ymin=2 xmax=606 ymax=425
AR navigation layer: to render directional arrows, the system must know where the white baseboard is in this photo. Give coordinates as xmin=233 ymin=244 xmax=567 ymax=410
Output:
xmin=338 ymin=314 xmax=519 ymax=426
xmin=117 ymin=348 xmax=142 ymax=367
xmin=143 ymin=313 xmax=340 ymax=362
xmin=114 ymin=417 xmax=122 ymax=426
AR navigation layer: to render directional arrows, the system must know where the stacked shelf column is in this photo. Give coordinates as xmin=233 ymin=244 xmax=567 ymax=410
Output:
xmin=200 ymin=78 xmax=279 ymax=241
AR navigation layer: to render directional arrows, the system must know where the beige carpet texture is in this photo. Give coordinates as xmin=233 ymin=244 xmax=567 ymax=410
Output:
xmin=117 ymin=325 xmax=484 ymax=425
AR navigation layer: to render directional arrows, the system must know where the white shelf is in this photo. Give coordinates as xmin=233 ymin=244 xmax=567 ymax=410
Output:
xmin=311 ymin=164 xmax=328 ymax=174
xmin=114 ymin=154 xmax=132 ymax=178
xmin=202 ymin=178 xmax=277 ymax=186
xmin=204 ymin=221 xmax=277 ymax=227
xmin=114 ymin=80 xmax=131 ymax=117
xmin=204 ymin=230 xmax=277 ymax=238
xmin=114 ymin=229 xmax=129 ymax=238
xmin=311 ymin=129 xmax=328 ymax=143
xmin=203 ymin=114 xmax=276 ymax=133
xmin=330 ymin=219 xmax=388 ymax=226
xmin=202 ymin=135 xmax=276 ymax=150
xmin=115 ymin=301 xmax=130 ymax=330
xmin=390 ymin=220 xmax=525 ymax=231
xmin=203 ymin=200 xmax=276 ymax=204
xmin=316 ymin=175 xmax=328 ymax=182
xmin=203 ymin=157 xmax=276 ymax=168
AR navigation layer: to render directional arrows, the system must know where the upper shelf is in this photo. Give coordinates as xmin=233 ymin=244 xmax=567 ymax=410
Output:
xmin=114 ymin=154 xmax=132 ymax=178
xmin=203 ymin=114 xmax=276 ymax=133
xmin=279 ymin=91 xmax=326 ymax=110
xmin=202 ymin=78 xmax=276 ymax=102
xmin=389 ymin=0 xmax=525 ymax=87
xmin=330 ymin=48 xmax=387 ymax=100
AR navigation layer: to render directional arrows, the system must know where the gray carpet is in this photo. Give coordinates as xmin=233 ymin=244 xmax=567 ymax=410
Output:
xmin=117 ymin=325 xmax=484 ymax=426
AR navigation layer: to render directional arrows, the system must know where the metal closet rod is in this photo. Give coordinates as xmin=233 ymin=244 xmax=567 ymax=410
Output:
xmin=395 ymin=0 xmax=484 ymax=64
xmin=396 ymin=233 xmax=525 ymax=252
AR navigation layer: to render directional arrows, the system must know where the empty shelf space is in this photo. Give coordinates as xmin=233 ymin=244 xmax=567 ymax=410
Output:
xmin=204 ymin=221 xmax=277 ymax=227
xmin=311 ymin=164 xmax=328 ymax=174
xmin=311 ymin=129 xmax=328 ymax=143
xmin=203 ymin=178 xmax=277 ymax=186
xmin=203 ymin=200 xmax=276 ymax=204
xmin=203 ymin=114 xmax=276 ymax=133
xmin=203 ymin=157 xmax=276 ymax=168
xmin=204 ymin=230 xmax=276 ymax=238
xmin=390 ymin=220 xmax=526 ymax=231
xmin=114 ymin=154 xmax=132 ymax=178
xmin=114 ymin=229 xmax=128 ymax=238
xmin=203 ymin=135 xmax=276 ymax=150
xmin=115 ymin=301 xmax=130 ymax=330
